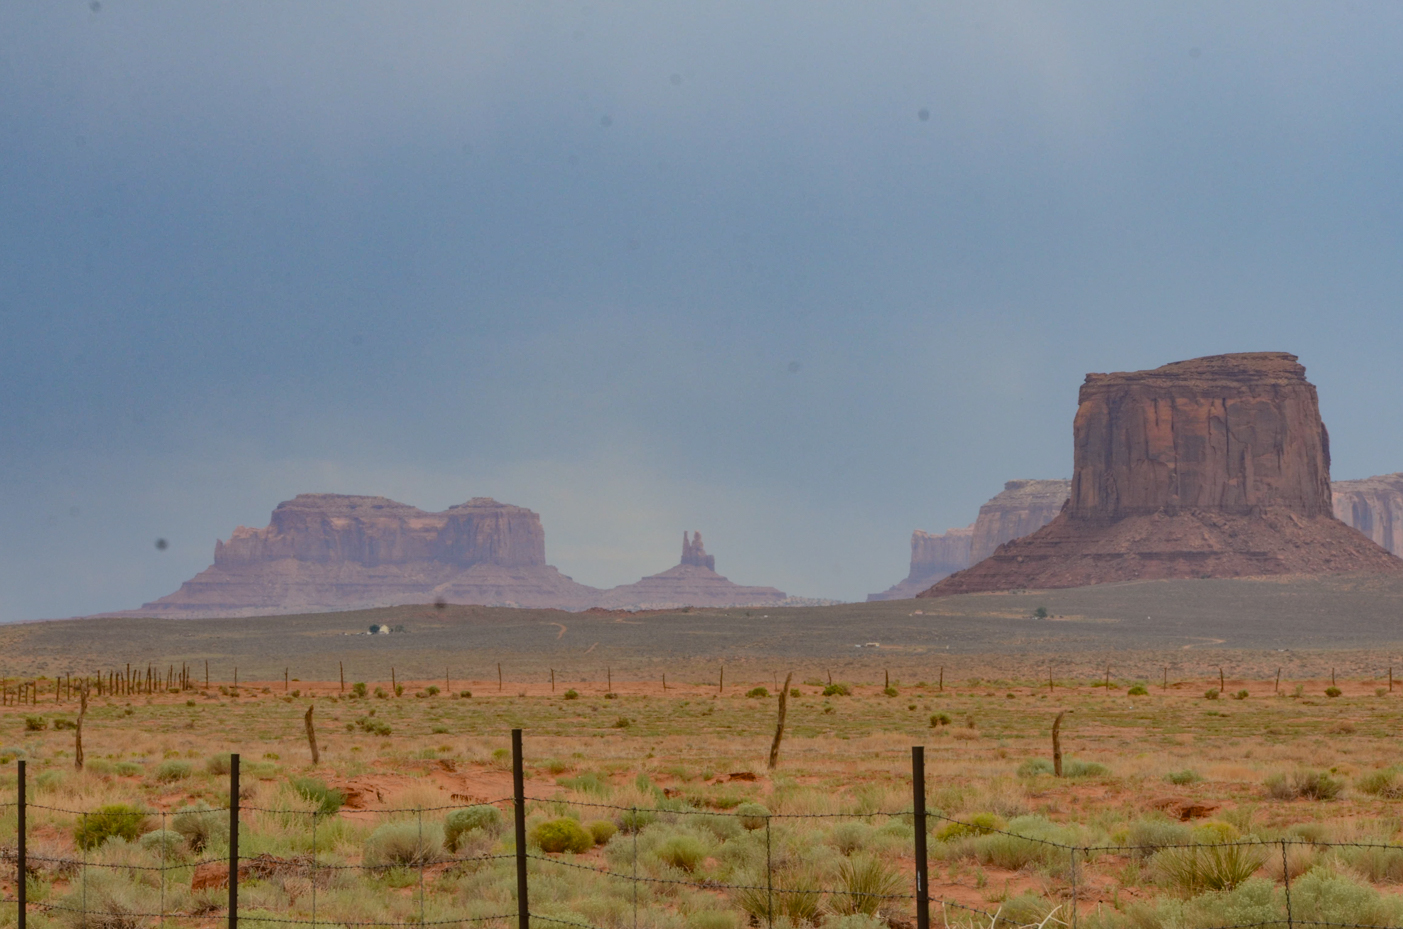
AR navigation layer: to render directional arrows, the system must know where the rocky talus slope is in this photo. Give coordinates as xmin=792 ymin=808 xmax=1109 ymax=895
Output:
xmin=922 ymin=353 xmax=1402 ymax=595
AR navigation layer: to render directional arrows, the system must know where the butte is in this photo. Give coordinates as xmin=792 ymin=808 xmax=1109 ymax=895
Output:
xmin=922 ymin=352 xmax=1402 ymax=596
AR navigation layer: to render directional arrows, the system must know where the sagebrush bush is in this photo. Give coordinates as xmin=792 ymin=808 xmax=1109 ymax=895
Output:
xmin=138 ymin=828 xmax=184 ymax=860
xmin=53 ymin=869 xmax=150 ymax=929
xmin=1355 ymin=767 xmax=1403 ymax=798
xmin=936 ymin=812 xmax=1002 ymax=842
xmin=1124 ymin=817 xmax=1192 ymax=859
xmin=533 ymin=818 xmax=592 ymax=854
xmin=735 ymin=802 xmax=770 ymax=831
xmin=656 ymin=834 xmax=709 ymax=872
xmin=829 ymin=821 xmax=871 ymax=856
xmin=205 ymin=753 xmax=232 ymax=776
xmin=1166 ymin=769 xmax=1201 ymax=785
xmin=155 ymin=759 xmax=193 ymax=782
xmin=363 ymin=820 xmax=446 ymax=868
xmin=588 ymin=820 xmax=617 ymax=845
xmin=1266 ymin=770 xmax=1343 ymax=801
xmin=444 ymin=805 xmax=503 ymax=851
xmin=824 ymin=683 xmax=852 ymax=696
xmin=172 ymin=803 xmax=226 ymax=852
xmin=745 ymin=687 xmax=769 ymax=698
xmin=74 ymin=804 xmax=147 ymax=850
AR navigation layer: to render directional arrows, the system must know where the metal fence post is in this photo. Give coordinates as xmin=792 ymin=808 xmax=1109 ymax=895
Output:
xmin=17 ymin=758 xmax=25 ymax=929
xmin=229 ymin=753 xmax=240 ymax=929
xmin=513 ymin=729 xmax=529 ymax=929
xmin=1282 ymin=840 xmax=1293 ymax=929
xmin=1069 ymin=846 xmax=1077 ymax=929
xmin=912 ymin=747 xmax=929 ymax=929
xmin=766 ymin=816 xmax=774 ymax=929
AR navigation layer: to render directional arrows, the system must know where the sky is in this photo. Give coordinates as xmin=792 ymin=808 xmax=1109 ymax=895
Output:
xmin=3 ymin=2 xmax=1403 ymax=621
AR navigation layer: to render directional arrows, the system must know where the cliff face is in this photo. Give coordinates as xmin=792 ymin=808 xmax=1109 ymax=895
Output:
xmin=867 ymin=526 xmax=973 ymax=601
xmin=597 ymin=531 xmax=786 ymax=609
xmin=141 ymin=494 xmax=598 ymax=615
xmin=1333 ymin=474 xmax=1403 ymax=555
xmin=923 ymin=353 xmax=1402 ymax=596
xmin=970 ymin=480 xmax=1071 ymax=563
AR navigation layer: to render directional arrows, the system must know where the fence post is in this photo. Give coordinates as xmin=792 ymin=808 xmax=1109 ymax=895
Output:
xmin=1282 ymin=840 xmax=1293 ymax=929
xmin=229 ymin=753 xmax=240 ymax=929
xmin=17 ymin=758 xmax=25 ymax=929
xmin=513 ymin=728 xmax=529 ymax=929
xmin=1069 ymin=847 xmax=1077 ymax=929
xmin=765 ymin=816 xmax=773 ymax=929
xmin=912 ymin=746 xmax=929 ymax=929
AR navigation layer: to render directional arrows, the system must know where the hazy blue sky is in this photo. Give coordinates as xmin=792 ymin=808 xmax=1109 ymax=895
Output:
xmin=4 ymin=2 xmax=1403 ymax=620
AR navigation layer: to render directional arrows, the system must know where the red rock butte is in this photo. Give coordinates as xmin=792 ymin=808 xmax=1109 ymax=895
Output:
xmin=921 ymin=352 xmax=1403 ymax=596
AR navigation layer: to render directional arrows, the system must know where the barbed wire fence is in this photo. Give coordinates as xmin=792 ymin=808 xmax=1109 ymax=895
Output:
xmin=3 ymin=733 xmax=1403 ymax=929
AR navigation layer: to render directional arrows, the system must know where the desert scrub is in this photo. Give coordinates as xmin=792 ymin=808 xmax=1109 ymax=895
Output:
xmin=587 ymin=820 xmax=617 ymax=845
xmin=532 ymin=818 xmax=593 ymax=854
xmin=936 ymin=812 xmax=1003 ymax=842
xmin=964 ymin=816 xmax=1081 ymax=871
xmin=1266 ymin=770 xmax=1343 ymax=801
xmin=1017 ymin=758 xmax=1106 ymax=778
xmin=1121 ymin=816 xmax=1192 ymax=859
xmin=205 ymin=753 xmax=233 ymax=775
xmin=745 ymin=687 xmax=769 ymax=698
xmin=1166 ymin=769 xmax=1201 ymax=785
xmin=832 ymin=854 xmax=902 ymax=916
xmin=291 ymin=777 xmax=346 ymax=814
xmin=1128 ymin=684 xmax=1149 ymax=696
xmin=173 ymin=802 xmax=227 ymax=851
xmin=138 ymin=828 xmax=185 ymax=860
xmin=656 ymin=833 xmax=710 ymax=872
xmin=363 ymin=820 xmax=446 ymax=868
xmin=74 ymin=804 xmax=148 ymax=850
xmin=557 ymin=771 xmax=610 ymax=796
xmin=1355 ymin=767 xmax=1403 ymax=798
xmin=1152 ymin=841 xmax=1266 ymax=893
xmin=155 ymin=758 xmax=193 ymax=781
xmin=444 ymin=805 xmax=503 ymax=851
xmin=823 ymin=683 xmax=852 ymax=696
xmin=829 ymin=821 xmax=873 ymax=856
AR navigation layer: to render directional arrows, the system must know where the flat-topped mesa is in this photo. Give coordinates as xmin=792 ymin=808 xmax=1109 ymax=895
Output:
xmin=1332 ymin=474 xmax=1403 ymax=555
xmin=1070 ymin=352 xmax=1333 ymax=518
xmin=141 ymin=493 xmax=597 ymax=615
xmin=680 ymin=531 xmax=716 ymax=570
xmin=867 ymin=525 xmax=973 ymax=601
xmin=922 ymin=353 xmax=1402 ymax=596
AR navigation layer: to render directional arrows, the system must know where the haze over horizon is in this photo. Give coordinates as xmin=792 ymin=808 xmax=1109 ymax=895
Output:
xmin=5 ymin=3 xmax=1403 ymax=621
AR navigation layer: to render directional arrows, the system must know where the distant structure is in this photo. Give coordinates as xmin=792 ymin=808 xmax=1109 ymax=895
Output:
xmin=1333 ymin=473 xmax=1403 ymax=555
xmin=922 ymin=352 xmax=1402 ymax=596
xmin=680 ymin=531 xmax=716 ymax=570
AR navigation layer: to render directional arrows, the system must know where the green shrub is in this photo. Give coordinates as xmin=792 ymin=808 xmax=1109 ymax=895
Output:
xmin=1356 ymin=767 xmax=1403 ymax=798
xmin=364 ymin=820 xmax=445 ymax=868
xmin=829 ymin=821 xmax=871 ymax=855
xmin=1153 ymin=843 xmax=1267 ymax=892
xmin=1017 ymin=758 xmax=1053 ymax=777
xmin=114 ymin=761 xmax=143 ymax=777
xmin=1325 ymin=687 xmax=1342 ymax=698
xmin=970 ymin=816 xmax=1078 ymax=870
xmin=936 ymin=812 xmax=1003 ymax=841
xmin=563 ymin=689 xmax=580 ymax=700
xmin=611 ymin=716 xmax=631 ymax=728
xmin=52 ymin=717 xmax=77 ymax=730
xmin=619 ymin=808 xmax=658 ymax=833
xmin=1065 ymin=760 xmax=1109 ymax=777
xmin=1128 ymin=684 xmax=1149 ymax=696
xmin=52 ymin=871 xmax=149 ymax=926
xmin=1205 ymin=689 xmax=1220 ymax=700
xmin=444 ymin=805 xmax=503 ymax=851
xmin=354 ymin=716 xmax=392 ymax=736
xmin=531 ymin=818 xmax=592 ymax=854
xmin=426 ymin=685 xmax=440 ymax=696
xmin=823 ymin=683 xmax=852 ymax=696
xmin=291 ymin=777 xmax=345 ymax=814
xmin=746 ymin=687 xmax=769 ymax=698
xmin=23 ymin=716 xmax=46 ymax=731
xmin=459 ymin=690 xmax=472 ymax=698
xmin=351 ymin=682 xmax=368 ymax=698
xmin=172 ymin=803 xmax=226 ymax=851
xmin=930 ymin=713 xmax=951 ymax=727
xmin=656 ymin=834 xmax=709 ymax=871
xmin=74 ymin=804 xmax=147 ymax=850
xmin=1292 ymin=867 xmax=1403 ymax=927
xmin=883 ymin=686 xmax=898 ymax=697
xmin=1266 ymin=770 xmax=1343 ymax=801
xmin=1167 ymin=769 xmax=1201 ymax=785
xmin=832 ymin=854 xmax=902 ymax=915
xmin=735 ymin=802 xmax=770 ymax=831
xmin=1124 ymin=817 xmax=1193 ymax=860
xmin=35 ymin=770 xmax=65 ymax=791
xmin=139 ymin=829 xmax=184 ymax=859
xmin=205 ymin=754 xmax=233 ymax=776
xmin=1233 ymin=689 xmax=1249 ymax=700
xmin=557 ymin=771 xmax=610 ymax=795
xmin=155 ymin=759 xmax=193 ymax=782
xmin=588 ymin=820 xmax=617 ymax=845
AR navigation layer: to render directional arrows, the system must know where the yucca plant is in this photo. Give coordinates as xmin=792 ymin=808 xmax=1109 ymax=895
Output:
xmin=832 ymin=853 xmax=903 ymax=915
xmin=1154 ymin=842 xmax=1267 ymax=892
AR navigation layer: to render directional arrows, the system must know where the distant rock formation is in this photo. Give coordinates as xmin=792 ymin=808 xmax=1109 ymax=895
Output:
xmin=137 ymin=494 xmax=602 ymax=616
xmin=1333 ymin=474 xmax=1403 ymax=555
xmin=868 ymin=479 xmax=1071 ymax=601
xmin=595 ymin=531 xmax=786 ymax=609
xmin=922 ymin=353 xmax=1402 ymax=595
xmin=867 ymin=526 xmax=973 ymax=600
xmin=969 ymin=480 xmax=1071 ymax=563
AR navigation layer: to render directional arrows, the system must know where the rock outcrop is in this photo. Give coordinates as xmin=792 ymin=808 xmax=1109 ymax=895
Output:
xmin=867 ymin=526 xmax=973 ymax=600
xmin=922 ymin=353 xmax=1403 ymax=595
xmin=1332 ymin=474 xmax=1403 ymax=555
xmin=969 ymin=480 xmax=1072 ymax=563
xmin=596 ymin=532 xmax=786 ymax=609
xmin=138 ymin=494 xmax=602 ymax=615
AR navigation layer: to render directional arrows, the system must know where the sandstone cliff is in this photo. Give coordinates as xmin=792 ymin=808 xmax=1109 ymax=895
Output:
xmin=970 ymin=480 xmax=1071 ymax=563
xmin=922 ymin=353 xmax=1402 ymax=595
xmin=140 ymin=494 xmax=602 ymax=615
xmin=596 ymin=532 xmax=786 ymax=609
xmin=867 ymin=526 xmax=973 ymax=601
xmin=1333 ymin=474 xmax=1403 ymax=555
